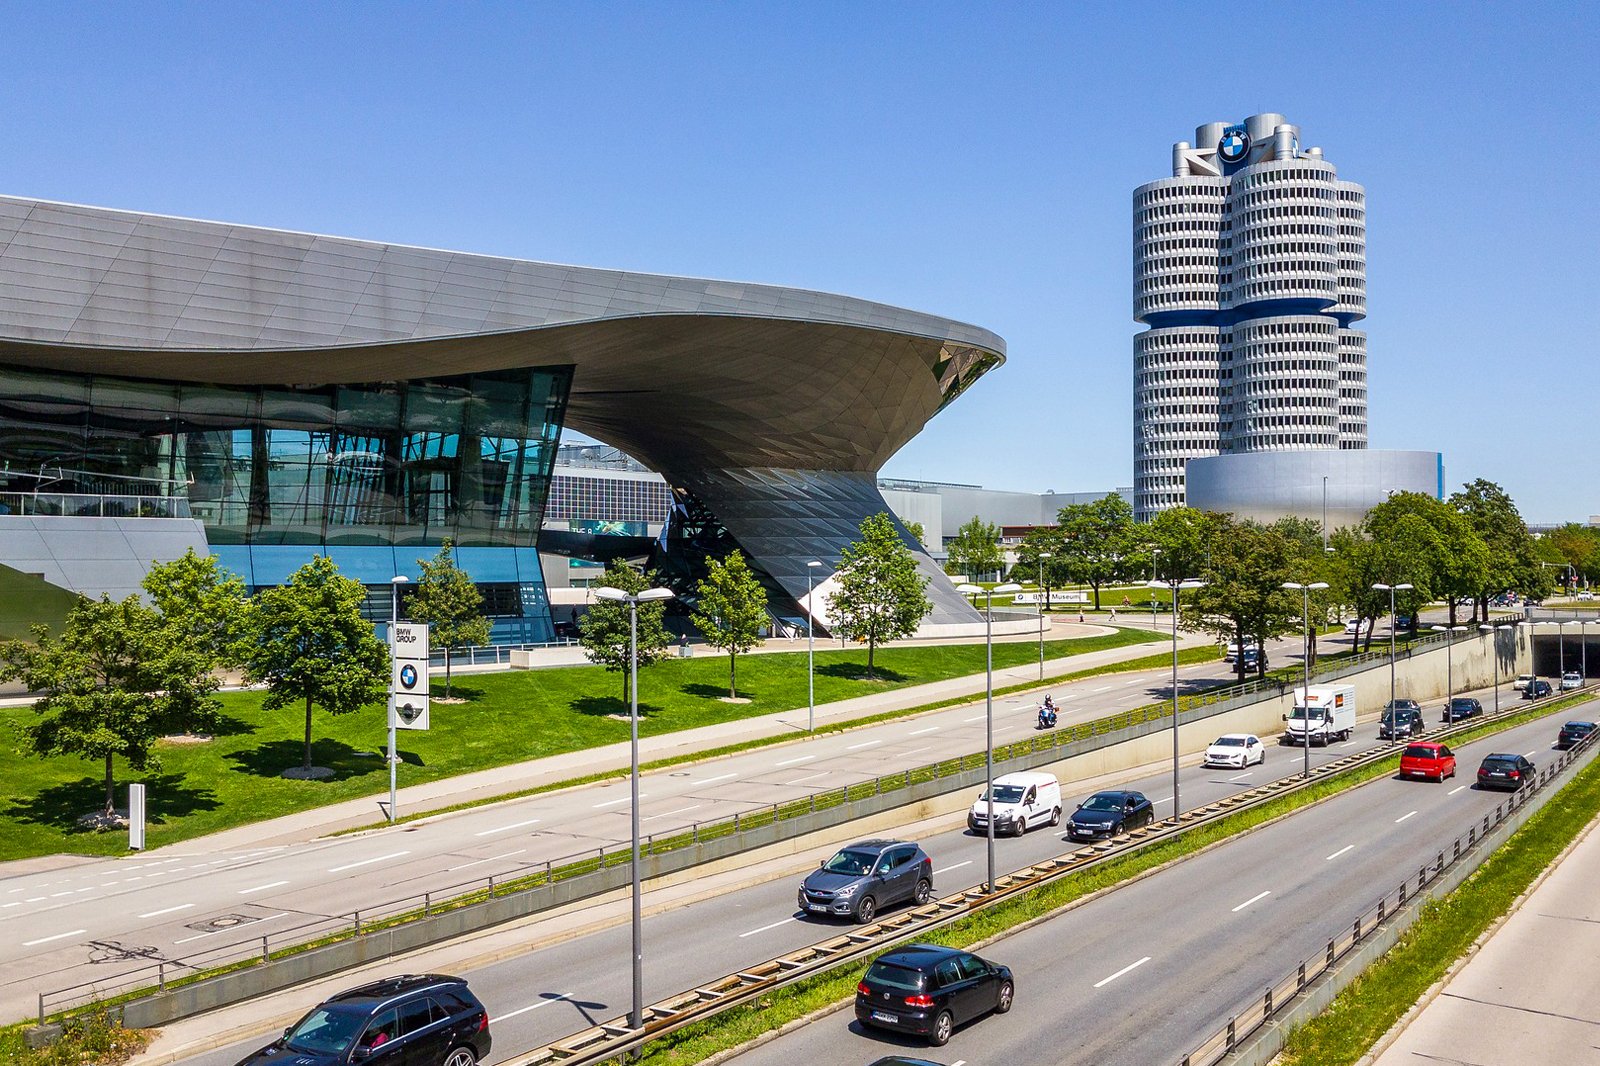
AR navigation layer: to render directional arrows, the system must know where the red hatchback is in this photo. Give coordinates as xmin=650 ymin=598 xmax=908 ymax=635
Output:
xmin=1400 ymin=742 xmax=1457 ymax=782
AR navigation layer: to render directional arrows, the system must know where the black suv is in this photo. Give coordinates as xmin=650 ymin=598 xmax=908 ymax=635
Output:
xmin=1068 ymin=790 xmax=1155 ymax=841
xmin=1442 ymin=697 xmax=1483 ymax=723
xmin=1477 ymin=753 xmax=1535 ymax=791
xmin=1558 ymin=721 xmax=1597 ymax=749
xmin=236 ymin=975 xmax=490 ymax=1066
xmin=855 ymin=944 xmax=1013 ymax=1046
xmin=799 ymin=839 xmax=933 ymax=923
xmin=1379 ymin=700 xmax=1424 ymax=739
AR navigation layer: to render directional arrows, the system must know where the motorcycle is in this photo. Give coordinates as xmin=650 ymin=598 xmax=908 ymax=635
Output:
xmin=1036 ymin=704 xmax=1058 ymax=730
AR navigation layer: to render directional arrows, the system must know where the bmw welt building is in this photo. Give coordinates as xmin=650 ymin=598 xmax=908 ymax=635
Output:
xmin=0 ymin=195 xmax=1003 ymax=640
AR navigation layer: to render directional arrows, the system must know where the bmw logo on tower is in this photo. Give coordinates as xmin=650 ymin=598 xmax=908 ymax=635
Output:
xmin=1217 ymin=124 xmax=1250 ymax=164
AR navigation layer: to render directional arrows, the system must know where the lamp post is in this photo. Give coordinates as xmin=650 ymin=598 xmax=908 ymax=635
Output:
xmin=1151 ymin=547 xmax=1162 ymax=630
xmin=1037 ymin=552 xmax=1052 ymax=680
xmin=1322 ymin=476 xmax=1329 ymax=553
xmin=1148 ymin=577 xmax=1205 ymax=821
xmin=1479 ymin=623 xmax=1516 ymax=716
xmin=1373 ymin=582 xmax=1414 ymax=741
xmin=1558 ymin=619 xmax=1569 ymax=678
xmin=806 ymin=561 xmax=823 ymax=733
xmin=1284 ymin=581 xmax=1329 ymax=779
xmin=1431 ymin=624 xmax=1469 ymax=720
xmin=592 ymin=584 xmax=676 ymax=1044
xmin=956 ymin=581 xmax=1020 ymax=892
xmin=387 ymin=575 xmax=409 ymax=823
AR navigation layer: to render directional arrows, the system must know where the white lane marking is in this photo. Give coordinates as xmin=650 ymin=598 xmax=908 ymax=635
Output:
xmin=238 ymin=880 xmax=289 ymax=895
xmin=909 ymin=726 xmax=940 ymax=736
xmin=1448 ymin=785 xmax=1467 ymax=796
xmin=964 ymin=714 xmax=987 ymax=722
xmin=1526 ymin=750 xmax=1539 ymax=758
xmin=174 ymin=912 xmax=288 ymax=944
xmin=900 ymin=746 xmax=932 ymax=759
xmin=49 ymin=891 xmax=72 ymax=897
xmin=593 ymin=794 xmax=647 ymax=808
xmin=1395 ymin=810 xmax=1418 ymax=824
xmin=786 ymin=771 xmax=828 ymax=785
xmin=446 ymin=849 xmax=526 ymax=873
xmin=23 ymin=929 xmax=85 ymax=946
xmin=696 ymin=773 xmax=738 ymax=786
xmin=1232 ymin=890 xmax=1271 ymax=913
xmin=1149 ymin=795 xmax=1171 ymax=806
xmin=934 ymin=860 xmax=973 ymax=875
xmin=643 ymin=805 xmax=702 ymax=821
xmin=1228 ymin=772 xmax=1255 ymax=782
xmin=328 ymin=851 xmax=410 ymax=873
xmin=1093 ymin=955 xmax=1152 ymax=988
xmin=847 ymin=740 xmax=882 ymax=750
xmin=24 ymin=897 xmax=46 ymax=903
xmin=495 ymin=992 xmax=574 ymax=1023
xmin=1092 ymin=686 xmax=1113 ymax=693
xmin=775 ymin=755 xmax=815 ymax=767
xmin=1325 ymin=845 xmax=1355 ymax=861
xmin=739 ymin=916 xmax=799 ymax=938
xmin=137 ymin=904 xmax=195 ymax=919
xmin=473 ymin=816 xmax=544 ymax=832
xmin=0 ymin=903 xmax=20 ymax=909
xmin=1339 ymin=741 xmax=1358 ymax=747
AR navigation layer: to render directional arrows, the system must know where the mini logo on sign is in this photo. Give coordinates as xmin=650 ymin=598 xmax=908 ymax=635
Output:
xmin=1218 ymin=125 xmax=1250 ymax=164
xmin=397 ymin=702 xmax=423 ymax=725
xmin=399 ymin=664 xmax=419 ymax=690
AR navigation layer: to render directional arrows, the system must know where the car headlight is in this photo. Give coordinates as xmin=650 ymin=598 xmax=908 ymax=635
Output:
xmin=833 ymin=883 xmax=859 ymax=899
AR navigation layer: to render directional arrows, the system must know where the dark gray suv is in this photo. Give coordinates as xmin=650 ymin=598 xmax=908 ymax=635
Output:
xmin=798 ymin=839 xmax=933 ymax=923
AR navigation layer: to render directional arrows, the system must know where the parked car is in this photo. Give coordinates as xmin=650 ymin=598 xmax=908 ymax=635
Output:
xmin=1477 ymin=753 xmax=1535 ymax=791
xmin=1068 ymin=790 xmax=1156 ymax=841
xmin=855 ymin=944 xmax=1013 ymax=1047
xmin=1379 ymin=700 xmax=1425 ymax=739
xmin=1442 ymin=697 xmax=1483 ymax=723
xmin=1343 ymin=618 xmax=1364 ymax=635
xmin=1396 ymin=613 xmax=1414 ymax=629
xmin=1558 ymin=721 xmax=1597 ymax=749
xmin=1202 ymin=733 xmax=1265 ymax=768
xmin=1524 ymin=679 xmax=1554 ymax=700
xmin=967 ymin=771 xmax=1062 ymax=837
xmin=235 ymin=974 xmax=491 ymax=1066
xmin=798 ymin=840 xmax=933 ymax=923
xmin=1562 ymin=671 xmax=1583 ymax=690
xmin=1579 ymin=591 xmax=1595 ymax=602
xmin=1400 ymin=742 xmax=1457 ymax=782
xmin=1513 ymin=673 xmax=1535 ymax=692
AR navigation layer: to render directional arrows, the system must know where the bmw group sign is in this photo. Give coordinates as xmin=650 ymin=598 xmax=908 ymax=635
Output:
xmin=1218 ymin=124 xmax=1251 ymax=165
xmin=391 ymin=621 xmax=431 ymax=730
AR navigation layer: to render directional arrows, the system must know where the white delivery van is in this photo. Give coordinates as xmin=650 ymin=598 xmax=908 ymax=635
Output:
xmin=1284 ymin=684 xmax=1357 ymax=745
xmin=967 ymin=771 xmax=1062 ymax=837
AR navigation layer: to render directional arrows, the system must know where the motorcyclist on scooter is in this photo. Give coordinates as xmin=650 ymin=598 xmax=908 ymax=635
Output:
xmin=1037 ymin=695 xmax=1058 ymax=729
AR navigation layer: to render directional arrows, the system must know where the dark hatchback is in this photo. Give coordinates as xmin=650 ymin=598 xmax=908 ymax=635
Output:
xmin=1379 ymin=700 xmax=1424 ymax=739
xmin=855 ymin=944 xmax=1013 ymax=1047
xmin=235 ymin=975 xmax=490 ymax=1066
xmin=1558 ymin=721 xmax=1597 ymax=749
xmin=1442 ymin=697 xmax=1483 ymax=723
xmin=1068 ymin=790 xmax=1155 ymax=842
xmin=1477 ymin=753 xmax=1535 ymax=791
xmin=1524 ymin=679 xmax=1554 ymax=700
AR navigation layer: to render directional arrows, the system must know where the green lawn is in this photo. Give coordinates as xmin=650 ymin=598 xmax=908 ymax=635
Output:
xmin=0 ymin=628 xmax=1163 ymax=861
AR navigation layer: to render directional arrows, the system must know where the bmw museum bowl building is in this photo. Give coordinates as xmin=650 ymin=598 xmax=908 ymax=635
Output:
xmin=0 ymin=195 xmax=1004 ymax=641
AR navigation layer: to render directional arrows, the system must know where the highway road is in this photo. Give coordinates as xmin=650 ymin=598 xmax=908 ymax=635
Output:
xmin=0 ymin=630 xmax=1310 ymax=1020
xmin=157 ymin=681 xmax=1578 ymax=1066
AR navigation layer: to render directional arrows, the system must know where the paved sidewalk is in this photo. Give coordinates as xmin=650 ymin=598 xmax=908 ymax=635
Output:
xmin=1371 ymin=811 xmax=1600 ymax=1065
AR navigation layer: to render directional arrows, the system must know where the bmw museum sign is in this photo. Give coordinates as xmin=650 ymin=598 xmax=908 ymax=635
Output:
xmin=392 ymin=622 xmax=431 ymax=730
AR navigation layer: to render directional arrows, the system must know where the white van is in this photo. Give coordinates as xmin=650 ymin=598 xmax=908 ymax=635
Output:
xmin=967 ymin=771 xmax=1062 ymax=837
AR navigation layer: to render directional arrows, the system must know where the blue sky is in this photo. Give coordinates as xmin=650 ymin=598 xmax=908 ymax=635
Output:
xmin=3 ymin=2 xmax=1595 ymax=521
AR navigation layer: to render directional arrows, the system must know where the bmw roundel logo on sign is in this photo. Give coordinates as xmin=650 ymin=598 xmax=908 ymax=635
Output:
xmin=399 ymin=663 xmax=419 ymax=690
xmin=1218 ymin=125 xmax=1250 ymax=164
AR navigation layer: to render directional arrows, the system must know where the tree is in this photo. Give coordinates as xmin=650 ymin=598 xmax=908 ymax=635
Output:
xmin=1055 ymin=495 xmax=1139 ymax=610
xmin=578 ymin=560 xmax=674 ymax=706
xmin=1183 ymin=517 xmax=1303 ymax=681
xmin=944 ymin=515 xmax=1004 ymax=580
xmin=1009 ymin=527 xmax=1071 ymax=608
xmin=408 ymin=539 xmax=492 ymax=699
xmin=1366 ymin=492 xmax=1491 ymax=627
xmin=690 ymin=551 xmax=769 ymax=698
xmin=828 ymin=512 xmax=932 ymax=677
xmin=0 ymin=595 xmax=214 ymax=816
xmin=142 ymin=548 xmax=249 ymax=734
xmin=241 ymin=556 xmax=389 ymax=773
xmin=1330 ymin=520 xmax=1435 ymax=652
xmin=1545 ymin=524 xmax=1600 ymax=585
xmin=902 ymin=520 xmax=928 ymax=549
xmin=1145 ymin=506 xmax=1219 ymax=582
xmin=1450 ymin=479 xmax=1543 ymax=620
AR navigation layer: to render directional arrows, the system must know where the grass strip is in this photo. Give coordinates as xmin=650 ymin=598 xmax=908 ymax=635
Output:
xmin=0 ymin=1007 xmax=147 ymax=1066
xmin=1276 ymin=735 xmax=1600 ymax=1063
xmin=607 ymin=697 xmax=1590 ymax=1065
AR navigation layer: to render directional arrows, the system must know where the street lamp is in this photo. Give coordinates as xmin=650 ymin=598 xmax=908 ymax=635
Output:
xmin=1151 ymin=547 xmax=1162 ymax=630
xmin=956 ymin=581 xmax=1021 ymax=893
xmin=387 ymin=575 xmax=409 ymax=823
xmin=1285 ymin=581 xmax=1329 ymax=779
xmin=1373 ymin=582 xmax=1414 ymax=742
xmin=1037 ymin=552 xmax=1052 ymax=680
xmin=1148 ymin=577 xmax=1205 ymax=821
xmin=593 ymin=583 xmax=676 ymax=1044
xmin=1558 ymin=619 xmax=1570 ymax=678
xmin=1479 ymin=623 xmax=1517 ymax=716
xmin=806 ymin=561 xmax=824 ymax=732
xmin=1431 ymin=625 xmax=1469 ymax=720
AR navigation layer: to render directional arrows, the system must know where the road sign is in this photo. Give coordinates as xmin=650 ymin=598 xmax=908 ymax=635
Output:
xmin=391 ymin=621 xmax=430 ymax=730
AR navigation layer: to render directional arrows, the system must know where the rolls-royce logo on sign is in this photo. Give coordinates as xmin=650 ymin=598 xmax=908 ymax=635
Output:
xmin=1218 ymin=125 xmax=1250 ymax=164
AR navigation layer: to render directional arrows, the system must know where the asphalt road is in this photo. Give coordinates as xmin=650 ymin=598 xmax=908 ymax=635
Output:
xmin=0 ymin=631 xmax=1312 ymax=1021
xmin=161 ymin=679 xmax=1575 ymax=1066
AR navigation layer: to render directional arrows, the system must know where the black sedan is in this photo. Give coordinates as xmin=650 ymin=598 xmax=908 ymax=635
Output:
xmin=1477 ymin=753 xmax=1535 ymax=791
xmin=856 ymin=944 xmax=1013 ymax=1046
xmin=1558 ymin=721 xmax=1597 ymax=749
xmin=1442 ymin=697 xmax=1482 ymax=723
xmin=1524 ymin=679 xmax=1553 ymax=700
xmin=1068 ymin=790 xmax=1155 ymax=842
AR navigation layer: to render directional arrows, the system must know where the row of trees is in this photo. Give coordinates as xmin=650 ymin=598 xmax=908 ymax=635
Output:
xmin=0 ymin=544 xmax=492 ymax=814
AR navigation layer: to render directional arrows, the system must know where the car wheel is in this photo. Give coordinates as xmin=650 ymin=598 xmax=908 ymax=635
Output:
xmin=1013 ymin=817 xmax=1028 ymax=837
xmin=443 ymin=1048 xmax=477 ymax=1066
xmin=995 ymin=979 xmax=1015 ymax=1014
xmin=913 ymin=878 xmax=932 ymax=905
xmin=855 ymin=895 xmax=876 ymax=924
xmin=1113 ymin=820 xmax=1126 ymax=836
xmin=1049 ymin=806 xmax=1062 ymax=827
xmin=930 ymin=1010 xmax=954 ymax=1047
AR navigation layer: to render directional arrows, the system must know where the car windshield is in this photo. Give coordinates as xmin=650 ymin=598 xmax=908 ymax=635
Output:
xmin=1482 ymin=757 xmax=1517 ymax=768
xmin=1566 ymin=722 xmax=1595 ymax=731
xmin=284 ymin=1006 xmax=368 ymax=1055
xmin=984 ymin=785 xmax=1026 ymax=804
xmin=1289 ymin=707 xmax=1325 ymax=721
xmin=864 ymin=961 xmax=927 ymax=992
xmin=1212 ymin=737 xmax=1245 ymax=747
xmin=1082 ymin=794 xmax=1125 ymax=812
xmin=1403 ymin=745 xmax=1438 ymax=759
xmin=1450 ymin=699 xmax=1474 ymax=709
xmin=821 ymin=849 xmax=878 ymax=875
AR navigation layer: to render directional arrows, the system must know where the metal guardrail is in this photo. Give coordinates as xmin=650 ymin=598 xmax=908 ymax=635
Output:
xmin=1178 ymin=721 xmax=1597 ymax=1066
xmin=423 ymin=639 xmax=581 ymax=667
xmin=0 ymin=492 xmax=193 ymax=519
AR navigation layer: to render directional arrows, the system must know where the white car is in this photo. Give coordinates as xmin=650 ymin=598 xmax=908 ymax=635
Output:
xmin=1203 ymin=733 xmax=1265 ymax=768
xmin=1562 ymin=672 xmax=1583 ymax=690
xmin=1343 ymin=618 xmax=1364 ymax=635
xmin=1513 ymin=674 xmax=1535 ymax=692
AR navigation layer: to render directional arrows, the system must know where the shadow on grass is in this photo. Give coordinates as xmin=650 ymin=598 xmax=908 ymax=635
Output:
xmin=571 ymin=696 xmax=662 ymax=720
xmin=7 ymin=772 xmax=219 ymax=832
xmin=433 ymin=682 xmax=486 ymax=701
xmin=815 ymin=662 xmax=910 ymax=683
xmin=225 ymin=739 xmax=388 ymax=781
xmin=679 ymin=682 xmax=757 ymax=701
xmin=202 ymin=713 xmax=256 ymax=738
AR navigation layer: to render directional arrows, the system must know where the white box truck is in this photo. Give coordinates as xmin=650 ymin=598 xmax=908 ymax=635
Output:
xmin=1284 ymin=684 xmax=1357 ymax=746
